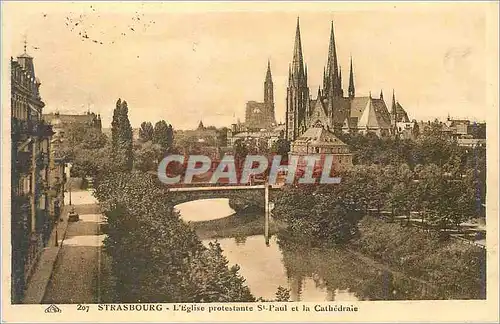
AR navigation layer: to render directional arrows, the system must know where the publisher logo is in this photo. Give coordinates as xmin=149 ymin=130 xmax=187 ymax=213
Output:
xmin=44 ymin=304 xmax=62 ymax=313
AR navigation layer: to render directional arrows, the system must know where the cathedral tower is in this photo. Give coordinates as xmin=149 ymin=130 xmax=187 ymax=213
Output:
xmin=286 ymin=17 xmax=310 ymax=141
xmin=264 ymin=60 xmax=276 ymax=126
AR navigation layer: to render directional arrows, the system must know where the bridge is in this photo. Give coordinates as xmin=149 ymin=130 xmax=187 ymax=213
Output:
xmin=167 ymin=184 xmax=282 ymax=209
xmin=167 ymin=183 xmax=283 ymax=245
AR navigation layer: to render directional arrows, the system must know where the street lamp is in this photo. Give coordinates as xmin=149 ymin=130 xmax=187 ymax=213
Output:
xmin=69 ymin=178 xmax=72 ymax=206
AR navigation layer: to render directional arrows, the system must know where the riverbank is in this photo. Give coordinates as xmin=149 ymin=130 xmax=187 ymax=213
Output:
xmin=189 ymin=213 xmax=285 ymax=240
xmin=350 ymin=216 xmax=486 ymax=299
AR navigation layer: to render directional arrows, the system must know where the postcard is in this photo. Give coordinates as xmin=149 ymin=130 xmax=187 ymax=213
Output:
xmin=2 ymin=1 xmax=498 ymax=322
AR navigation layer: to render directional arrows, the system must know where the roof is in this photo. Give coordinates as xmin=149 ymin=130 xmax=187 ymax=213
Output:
xmin=18 ymin=53 xmax=33 ymax=59
xmin=294 ymin=127 xmax=348 ymax=147
xmin=246 ymin=101 xmax=265 ymax=109
xmin=357 ymin=99 xmax=391 ymax=129
xmin=43 ymin=112 xmax=96 ymax=125
xmin=309 ymin=98 xmax=329 ymax=124
xmin=395 ymin=103 xmax=410 ymax=122
xmin=350 ymin=97 xmax=370 ymax=119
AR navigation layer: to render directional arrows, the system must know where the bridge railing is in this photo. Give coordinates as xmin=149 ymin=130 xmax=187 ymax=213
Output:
xmin=164 ymin=182 xmax=260 ymax=189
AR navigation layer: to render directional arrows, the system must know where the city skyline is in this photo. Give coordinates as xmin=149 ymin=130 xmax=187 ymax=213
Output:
xmin=3 ymin=2 xmax=492 ymax=129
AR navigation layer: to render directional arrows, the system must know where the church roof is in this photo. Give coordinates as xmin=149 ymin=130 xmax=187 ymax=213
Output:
xmin=357 ymin=99 xmax=391 ymax=129
xmin=309 ymin=98 xmax=329 ymax=124
xmin=372 ymin=98 xmax=392 ymax=124
xmin=395 ymin=102 xmax=410 ymax=122
xmin=350 ymin=97 xmax=370 ymax=119
xmin=295 ymin=127 xmax=347 ymax=147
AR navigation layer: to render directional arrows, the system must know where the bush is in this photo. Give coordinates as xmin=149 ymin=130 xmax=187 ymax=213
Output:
xmin=94 ymin=171 xmax=254 ymax=302
xmin=351 ymin=217 xmax=486 ymax=299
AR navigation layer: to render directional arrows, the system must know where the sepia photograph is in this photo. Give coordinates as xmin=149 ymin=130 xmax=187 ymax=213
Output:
xmin=1 ymin=1 xmax=499 ymax=323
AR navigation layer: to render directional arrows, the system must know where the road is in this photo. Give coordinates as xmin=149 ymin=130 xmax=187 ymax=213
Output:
xmin=42 ymin=190 xmax=105 ymax=304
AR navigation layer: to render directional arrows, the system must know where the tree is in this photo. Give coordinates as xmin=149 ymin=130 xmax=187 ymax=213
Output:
xmin=111 ymin=99 xmax=133 ymax=172
xmin=274 ymin=185 xmax=361 ymax=247
xmin=271 ymin=138 xmax=290 ymax=158
xmin=139 ymin=122 xmax=154 ymax=142
xmin=216 ymin=127 xmax=228 ymax=147
xmin=233 ymin=139 xmax=248 ymax=159
xmin=134 ymin=141 xmax=163 ymax=172
xmin=153 ymin=120 xmax=174 ymax=153
xmin=274 ymin=286 xmax=291 ymax=302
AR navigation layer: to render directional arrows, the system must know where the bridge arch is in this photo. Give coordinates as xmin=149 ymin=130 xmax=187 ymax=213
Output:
xmin=166 ymin=186 xmax=281 ymax=213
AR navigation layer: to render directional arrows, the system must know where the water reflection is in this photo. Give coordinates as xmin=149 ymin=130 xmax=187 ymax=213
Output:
xmin=181 ymin=199 xmax=443 ymax=301
xmin=201 ymin=234 xmax=443 ymax=301
xmin=175 ymin=198 xmax=235 ymax=222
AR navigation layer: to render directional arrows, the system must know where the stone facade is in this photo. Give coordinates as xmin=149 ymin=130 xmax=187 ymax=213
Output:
xmin=290 ymin=127 xmax=353 ymax=172
xmin=11 ymin=50 xmax=60 ymax=303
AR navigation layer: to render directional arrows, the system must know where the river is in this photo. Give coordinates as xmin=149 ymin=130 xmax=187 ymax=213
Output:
xmin=176 ymin=199 xmax=441 ymax=301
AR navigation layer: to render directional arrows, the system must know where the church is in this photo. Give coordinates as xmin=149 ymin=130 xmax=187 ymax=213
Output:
xmin=286 ymin=19 xmax=410 ymax=141
xmin=244 ymin=60 xmax=277 ymax=130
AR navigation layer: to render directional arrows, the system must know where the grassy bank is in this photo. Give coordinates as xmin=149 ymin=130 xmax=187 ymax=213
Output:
xmin=351 ymin=216 xmax=486 ymax=299
xmin=189 ymin=213 xmax=285 ymax=240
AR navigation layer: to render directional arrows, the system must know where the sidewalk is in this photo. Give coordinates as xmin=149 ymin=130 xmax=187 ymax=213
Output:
xmin=22 ymin=205 xmax=71 ymax=304
xmin=22 ymin=189 xmax=101 ymax=304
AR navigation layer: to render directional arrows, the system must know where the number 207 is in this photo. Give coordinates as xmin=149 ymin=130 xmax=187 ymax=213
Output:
xmin=77 ymin=304 xmax=90 ymax=312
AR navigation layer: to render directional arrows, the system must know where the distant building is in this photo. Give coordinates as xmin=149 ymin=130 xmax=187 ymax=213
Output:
xmin=227 ymin=123 xmax=285 ymax=149
xmin=416 ymin=118 xmax=487 ymax=141
xmin=11 ymin=49 xmax=58 ymax=303
xmin=177 ymin=121 xmax=218 ymax=142
xmin=285 ymin=19 xmax=410 ymax=140
xmin=244 ymin=61 xmax=277 ymax=130
xmin=43 ymin=110 xmax=102 ymax=139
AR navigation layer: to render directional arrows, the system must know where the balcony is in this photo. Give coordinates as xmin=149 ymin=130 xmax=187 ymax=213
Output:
xmin=11 ymin=118 xmax=32 ymax=138
xmin=15 ymin=151 xmax=32 ymax=173
xmin=31 ymin=121 xmax=54 ymax=138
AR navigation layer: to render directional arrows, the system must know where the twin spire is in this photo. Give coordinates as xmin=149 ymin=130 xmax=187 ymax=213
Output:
xmin=288 ymin=18 xmax=356 ymax=98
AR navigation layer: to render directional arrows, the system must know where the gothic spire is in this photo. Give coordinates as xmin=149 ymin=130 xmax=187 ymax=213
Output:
xmin=264 ymin=60 xmax=274 ymax=106
xmin=292 ymin=17 xmax=304 ymax=78
xmin=391 ymin=90 xmax=397 ymax=115
xmin=380 ymin=89 xmax=384 ymax=100
xmin=326 ymin=21 xmax=339 ymax=88
xmin=266 ymin=59 xmax=272 ymax=83
xmin=348 ymin=56 xmax=355 ymax=98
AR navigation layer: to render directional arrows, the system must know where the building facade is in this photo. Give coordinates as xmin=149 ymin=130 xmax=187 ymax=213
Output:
xmin=290 ymin=127 xmax=353 ymax=173
xmin=285 ymin=19 xmax=410 ymax=141
xmin=244 ymin=61 xmax=277 ymax=130
xmin=11 ymin=50 xmax=57 ymax=303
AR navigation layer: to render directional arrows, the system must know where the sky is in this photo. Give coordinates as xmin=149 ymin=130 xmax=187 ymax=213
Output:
xmin=2 ymin=2 xmax=497 ymax=129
